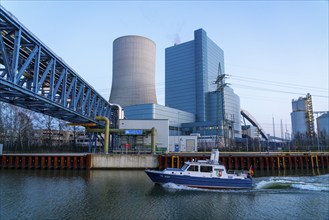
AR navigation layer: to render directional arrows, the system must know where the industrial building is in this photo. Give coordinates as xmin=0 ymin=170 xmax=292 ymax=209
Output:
xmin=108 ymin=35 xmax=197 ymax=152
xmin=115 ymin=119 xmax=197 ymax=153
xmin=110 ymin=30 xmax=260 ymax=152
xmin=123 ymin=104 xmax=194 ymax=133
xmin=117 ymin=119 xmax=168 ymax=152
xmin=290 ymin=93 xmax=315 ymax=138
xmin=165 ymin=29 xmax=241 ymax=140
xmin=122 ymin=104 xmax=197 ymax=152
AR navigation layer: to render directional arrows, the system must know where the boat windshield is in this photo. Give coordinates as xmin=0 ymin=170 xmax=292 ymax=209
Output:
xmin=181 ymin=164 xmax=189 ymax=171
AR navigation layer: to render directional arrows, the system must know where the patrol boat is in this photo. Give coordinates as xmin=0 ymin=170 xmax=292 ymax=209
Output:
xmin=145 ymin=149 xmax=253 ymax=189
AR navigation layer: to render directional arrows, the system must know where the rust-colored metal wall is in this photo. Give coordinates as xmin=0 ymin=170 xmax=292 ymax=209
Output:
xmin=0 ymin=154 xmax=91 ymax=169
xmin=158 ymin=153 xmax=329 ymax=170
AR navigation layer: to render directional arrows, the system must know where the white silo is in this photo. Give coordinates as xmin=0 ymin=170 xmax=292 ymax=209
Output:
xmin=291 ymin=111 xmax=308 ymax=135
xmin=290 ymin=93 xmax=315 ymax=137
xmin=109 ymin=35 xmax=157 ymax=107
xmin=317 ymin=113 xmax=329 ymax=137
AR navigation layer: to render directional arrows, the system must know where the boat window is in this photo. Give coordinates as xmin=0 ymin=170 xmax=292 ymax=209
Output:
xmin=200 ymin=166 xmax=212 ymax=173
xmin=181 ymin=164 xmax=189 ymax=171
xmin=187 ymin=165 xmax=199 ymax=172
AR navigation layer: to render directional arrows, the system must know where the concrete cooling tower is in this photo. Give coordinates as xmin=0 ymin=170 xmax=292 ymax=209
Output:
xmin=109 ymin=35 xmax=157 ymax=107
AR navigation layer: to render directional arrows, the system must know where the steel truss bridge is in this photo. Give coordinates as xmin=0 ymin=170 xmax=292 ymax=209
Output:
xmin=0 ymin=6 xmax=116 ymax=128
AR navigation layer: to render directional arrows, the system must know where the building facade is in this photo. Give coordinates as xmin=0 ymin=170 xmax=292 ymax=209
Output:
xmin=123 ymin=104 xmax=195 ymax=136
xmin=165 ymin=29 xmax=241 ymax=138
xmin=118 ymin=119 xmax=169 ymax=152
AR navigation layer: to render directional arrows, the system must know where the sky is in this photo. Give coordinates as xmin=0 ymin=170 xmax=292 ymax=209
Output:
xmin=1 ymin=0 xmax=328 ymax=137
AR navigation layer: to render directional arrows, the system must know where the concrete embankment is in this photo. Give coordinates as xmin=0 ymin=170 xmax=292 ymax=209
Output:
xmin=91 ymin=154 xmax=158 ymax=169
xmin=0 ymin=153 xmax=159 ymax=170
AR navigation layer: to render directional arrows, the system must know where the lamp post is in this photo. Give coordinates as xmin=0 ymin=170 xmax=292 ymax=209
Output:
xmin=317 ymin=132 xmax=320 ymax=152
xmin=178 ymin=112 xmax=180 ymax=151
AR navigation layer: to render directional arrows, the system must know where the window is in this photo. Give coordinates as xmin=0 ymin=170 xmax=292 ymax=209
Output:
xmin=187 ymin=165 xmax=199 ymax=172
xmin=181 ymin=164 xmax=189 ymax=171
xmin=200 ymin=166 xmax=212 ymax=173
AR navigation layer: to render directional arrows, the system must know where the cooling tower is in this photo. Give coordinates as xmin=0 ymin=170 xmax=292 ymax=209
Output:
xmin=109 ymin=35 xmax=157 ymax=107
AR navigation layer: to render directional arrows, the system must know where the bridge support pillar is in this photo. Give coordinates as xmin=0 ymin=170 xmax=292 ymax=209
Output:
xmin=151 ymin=127 xmax=156 ymax=154
xmin=95 ymin=116 xmax=109 ymax=154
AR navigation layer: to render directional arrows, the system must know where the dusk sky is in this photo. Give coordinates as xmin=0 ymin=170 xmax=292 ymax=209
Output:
xmin=1 ymin=1 xmax=328 ymax=136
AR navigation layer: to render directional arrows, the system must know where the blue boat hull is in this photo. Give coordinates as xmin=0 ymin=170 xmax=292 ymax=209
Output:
xmin=145 ymin=170 xmax=252 ymax=189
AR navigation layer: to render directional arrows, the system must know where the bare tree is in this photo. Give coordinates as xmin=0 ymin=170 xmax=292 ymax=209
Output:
xmin=45 ymin=115 xmax=55 ymax=148
xmin=57 ymin=118 xmax=70 ymax=149
xmin=16 ymin=111 xmax=32 ymax=151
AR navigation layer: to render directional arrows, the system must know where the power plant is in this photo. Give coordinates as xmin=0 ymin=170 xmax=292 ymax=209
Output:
xmin=109 ymin=35 xmax=157 ymax=107
xmin=117 ymin=29 xmax=269 ymax=151
xmin=1 ymin=5 xmax=328 ymax=178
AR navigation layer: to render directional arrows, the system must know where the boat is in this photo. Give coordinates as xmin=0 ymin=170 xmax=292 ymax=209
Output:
xmin=145 ymin=149 xmax=253 ymax=189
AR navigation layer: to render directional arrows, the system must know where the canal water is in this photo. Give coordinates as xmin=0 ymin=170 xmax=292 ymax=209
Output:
xmin=1 ymin=169 xmax=328 ymax=220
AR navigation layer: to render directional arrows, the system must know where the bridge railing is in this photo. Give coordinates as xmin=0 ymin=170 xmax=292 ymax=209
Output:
xmin=0 ymin=6 xmax=113 ymax=127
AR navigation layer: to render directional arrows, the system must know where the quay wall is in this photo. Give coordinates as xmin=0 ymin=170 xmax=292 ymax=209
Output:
xmin=1 ymin=152 xmax=328 ymax=170
xmin=0 ymin=154 xmax=158 ymax=169
xmin=159 ymin=152 xmax=329 ymax=170
xmin=91 ymin=154 xmax=158 ymax=169
xmin=0 ymin=154 xmax=91 ymax=169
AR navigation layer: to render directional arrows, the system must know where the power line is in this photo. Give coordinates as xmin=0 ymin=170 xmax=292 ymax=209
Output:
xmin=218 ymin=72 xmax=326 ymax=92
xmin=231 ymin=83 xmax=328 ymax=98
xmin=229 ymin=75 xmax=328 ymax=93
xmin=225 ymin=62 xmax=328 ymax=84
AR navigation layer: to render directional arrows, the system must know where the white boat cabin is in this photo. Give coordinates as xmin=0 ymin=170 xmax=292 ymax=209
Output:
xmin=164 ymin=160 xmax=248 ymax=180
xmin=182 ymin=161 xmax=228 ymax=178
xmin=163 ymin=149 xmax=249 ymax=180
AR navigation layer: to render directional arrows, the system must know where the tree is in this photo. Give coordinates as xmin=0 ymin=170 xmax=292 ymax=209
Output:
xmin=45 ymin=115 xmax=56 ymax=148
xmin=15 ymin=111 xmax=33 ymax=152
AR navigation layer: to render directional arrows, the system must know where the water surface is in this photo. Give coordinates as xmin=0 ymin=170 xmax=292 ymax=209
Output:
xmin=1 ymin=169 xmax=328 ymax=220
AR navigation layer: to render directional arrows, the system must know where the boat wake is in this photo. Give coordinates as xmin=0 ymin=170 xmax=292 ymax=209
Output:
xmin=160 ymin=174 xmax=329 ymax=192
xmin=160 ymin=182 xmax=249 ymax=193
xmin=162 ymin=182 xmax=198 ymax=191
xmin=255 ymin=175 xmax=329 ymax=192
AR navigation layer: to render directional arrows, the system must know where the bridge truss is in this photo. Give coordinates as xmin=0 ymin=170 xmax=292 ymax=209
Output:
xmin=241 ymin=109 xmax=268 ymax=141
xmin=0 ymin=6 xmax=114 ymax=127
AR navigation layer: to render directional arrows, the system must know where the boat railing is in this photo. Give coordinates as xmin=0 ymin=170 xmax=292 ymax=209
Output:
xmin=227 ymin=170 xmax=248 ymax=176
xmin=197 ymin=160 xmax=209 ymax=163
